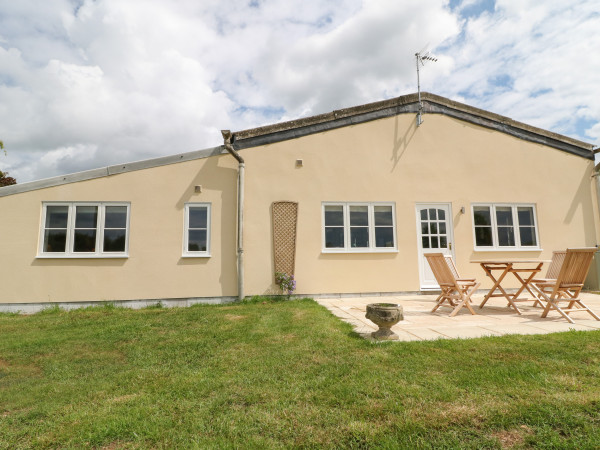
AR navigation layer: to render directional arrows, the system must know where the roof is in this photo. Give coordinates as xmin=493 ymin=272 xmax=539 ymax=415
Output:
xmin=1 ymin=92 xmax=595 ymax=197
xmin=232 ymin=92 xmax=595 ymax=159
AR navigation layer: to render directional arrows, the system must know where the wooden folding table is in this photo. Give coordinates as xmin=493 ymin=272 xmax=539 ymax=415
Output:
xmin=473 ymin=260 xmax=548 ymax=314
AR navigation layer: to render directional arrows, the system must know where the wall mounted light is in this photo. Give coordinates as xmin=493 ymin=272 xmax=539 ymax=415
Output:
xmin=296 ymin=159 xmax=303 ymax=167
xmin=460 ymin=206 xmax=465 ymax=214
xmin=194 ymin=185 xmax=202 ymax=193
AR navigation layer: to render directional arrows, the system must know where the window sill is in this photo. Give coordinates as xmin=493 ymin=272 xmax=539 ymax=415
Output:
xmin=473 ymin=248 xmax=542 ymax=252
xmin=36 ymin=254 xmax=129 ymax=259
xmin=181 ymin=254 xmax=211 ymax=258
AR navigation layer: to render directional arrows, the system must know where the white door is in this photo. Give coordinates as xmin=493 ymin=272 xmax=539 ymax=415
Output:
xmin=416 ymin=203 xmax=454 ymax=290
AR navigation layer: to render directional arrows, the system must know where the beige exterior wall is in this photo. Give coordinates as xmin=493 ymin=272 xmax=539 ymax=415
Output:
xmin=241 ymin=113 xmax=598 ymax=295
xmin=0 ymin=111 xmax=597 ymax=305
xmin=0 ymin=154 xmax=239 ymax=304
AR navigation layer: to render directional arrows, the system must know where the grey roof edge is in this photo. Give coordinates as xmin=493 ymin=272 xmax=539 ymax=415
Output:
xmin=232 ymin=92 xmax=595 ymax=159
xmin=0 ymin=146 xmax=225 ymax=197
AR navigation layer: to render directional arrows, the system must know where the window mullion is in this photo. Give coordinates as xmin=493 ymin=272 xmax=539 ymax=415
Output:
xmin=368 ymin=205 xmax=375 ymax=250
xmin=98 ymin=204 xmax=105 ymax=255
xmin=344 ymin=204 xmax=350 ymax=251
xmin=67 ymin=204 xmax=75 ymax=255
xmin=491 ymin=205 xmax=499 ymax=249
xmin=512 ymin=206 xmax=520 ymax=247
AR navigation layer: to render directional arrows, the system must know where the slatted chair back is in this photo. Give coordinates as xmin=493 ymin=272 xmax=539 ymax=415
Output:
xmin=444 ymin=255 xmax=460 ymax=280
xmin=425 ymin=252 xmax=480 ymax=316
xmin=545 ymin=251 xmax=566 ymax=279
xmin=531 ymin=247 xmax=599 ymax=323
xmin=555 ymin=248 xmax=595 ymax=288
xmin=426 ymin=253 xmax=457 ymax=287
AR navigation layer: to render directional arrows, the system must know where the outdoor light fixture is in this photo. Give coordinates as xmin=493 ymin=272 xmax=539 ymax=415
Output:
xmin=415 ymin=49 xmax=437 ymax=127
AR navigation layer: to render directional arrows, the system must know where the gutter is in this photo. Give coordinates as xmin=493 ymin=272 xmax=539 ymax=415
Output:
xmin=221 ymin=130 xmax=245 ymax=301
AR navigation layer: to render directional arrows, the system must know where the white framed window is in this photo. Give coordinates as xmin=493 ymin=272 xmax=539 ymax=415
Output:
xmin=39 ymin=202 xmax=130 ymax=258
xmin=322 ymin=202 xmax=397 ymax=253
xmin=183 ymin=203 xmax=211 ymax=257
xmin=471 ymin=203 xmax=540 ymax=250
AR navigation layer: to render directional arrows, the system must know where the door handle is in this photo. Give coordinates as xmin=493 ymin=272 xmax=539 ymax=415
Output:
xmin=449 ymin=242 xmax=452 ymax=250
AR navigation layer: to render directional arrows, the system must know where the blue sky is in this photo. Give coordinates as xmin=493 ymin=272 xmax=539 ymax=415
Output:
xmin=0 ymin=0 xmax=599 ymax=182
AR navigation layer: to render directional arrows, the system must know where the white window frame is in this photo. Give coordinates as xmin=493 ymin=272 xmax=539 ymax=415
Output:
xmin=322 ymin=202 xmax=397 ymax=253
xmin=38 ymin=202 xmax=130 ymax=258
xmin=182 ymin=203 xmax=211 ymax=257
xmin=471 ymin=203 xmax=541 ymax=251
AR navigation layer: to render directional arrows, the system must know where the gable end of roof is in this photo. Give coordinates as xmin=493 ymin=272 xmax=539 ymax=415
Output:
xmin=232 ymin=92 xmax=594 ymax=161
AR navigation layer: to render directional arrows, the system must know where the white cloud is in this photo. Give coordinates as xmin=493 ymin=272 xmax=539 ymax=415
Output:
xmin=435 ymin=0 xmax=600 ymax=144
xmin=0 ymin=0 xmax=599 ymax=183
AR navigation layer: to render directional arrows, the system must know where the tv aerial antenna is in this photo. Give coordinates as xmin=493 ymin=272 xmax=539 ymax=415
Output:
xmin=415 ymin=47 xmax=437 ymax=126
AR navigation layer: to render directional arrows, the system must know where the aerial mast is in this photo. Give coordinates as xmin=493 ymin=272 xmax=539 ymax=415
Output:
xmin=415 ymin=50 xmax=437 ymax=126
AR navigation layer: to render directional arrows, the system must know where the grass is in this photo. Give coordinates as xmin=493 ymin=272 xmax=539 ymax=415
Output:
xmin=1 ymin=298 xmax=600 ymax=449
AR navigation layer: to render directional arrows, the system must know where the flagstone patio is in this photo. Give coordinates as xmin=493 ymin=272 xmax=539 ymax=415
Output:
xmin=315 ymin=292 xmax=600 ymax=341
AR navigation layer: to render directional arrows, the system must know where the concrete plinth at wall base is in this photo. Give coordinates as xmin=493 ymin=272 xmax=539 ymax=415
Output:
xmin=0 ymin=296 xmax=238 ymax=314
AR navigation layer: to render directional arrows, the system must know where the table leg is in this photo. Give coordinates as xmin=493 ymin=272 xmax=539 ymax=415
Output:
xmin=479 ymin=263 xmax=514 ymax=309
xmin=510 ymin=263 xmax=544 ymax=308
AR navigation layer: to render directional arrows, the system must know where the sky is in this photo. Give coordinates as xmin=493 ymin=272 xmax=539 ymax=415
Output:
xmin=0 ymin=0 xmax=599 ymax=183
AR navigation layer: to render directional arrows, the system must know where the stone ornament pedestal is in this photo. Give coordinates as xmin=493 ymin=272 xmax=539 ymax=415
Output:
xmin=365 ymin=303 xmax=404 ymax=341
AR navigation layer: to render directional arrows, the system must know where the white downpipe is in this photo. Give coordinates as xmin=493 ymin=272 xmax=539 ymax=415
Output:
xmin=237 ymin=162 xmax=244 ymax=301
xmin=221 ymin=130 xmax=245 ymax=301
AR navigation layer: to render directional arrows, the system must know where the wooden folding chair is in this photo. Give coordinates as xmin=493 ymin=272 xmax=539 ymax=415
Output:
xmin=530 ymin=250 xmax=567 ymax=306
xmin=530 ymin=248 xmax=600 ymax=323
xmin=426 ymin=253 xmax=480 ymax=316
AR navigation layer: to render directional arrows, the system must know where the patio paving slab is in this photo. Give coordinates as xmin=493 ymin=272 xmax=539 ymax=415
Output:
xmin=315 ymin=292 xmax=600 ymax=341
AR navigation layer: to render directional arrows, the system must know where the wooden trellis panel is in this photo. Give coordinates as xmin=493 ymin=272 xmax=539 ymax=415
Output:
xmin=272 ymin=201 xmax=299 ymax=277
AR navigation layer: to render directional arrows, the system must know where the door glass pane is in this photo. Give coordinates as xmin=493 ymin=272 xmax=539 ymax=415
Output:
xmin=439 ymin=222 xmax=446 ymax=234
xmin=324 ymin=206 xmax=344 ymax=226
xmin=429 ymin=222 xmax=438 ymax=234
xmin=421 ymin=223 xmax=428 ymax=235
xmin=420 ymin=209 xmax=427 ymax=220
xmin=375 ymin=227 xmax=394 ymax=248
xmin=105 ymin=206 xmax=127 ymax=228
xmin=325 ymin=228 xmax=344 ymax=248
xmin=349 ymin=206 xmax=368 ymax=226
xmin=103 ymin=229 xmax=126 ymax=252
xmin=438 ymin=209 xmax=445 ymax=220
xmin=431 ymin=236 xmax=439 ymax=248
xmin=75 ymin=206 xmax=98 ymax=228
xmin=422 ymin=236 xmax=430 ymax=249
xmin=374 ymin=206 xmax=393 ymax=226
xmin=45 ymin=206 xmax=69 ymax=228
xmin=428 ymin=208 xmax=437 ymax=220
xmin=350 ymin=228 xmax=369 ymax=248
xmin=439 ymin=236 xmax=447 ymax=248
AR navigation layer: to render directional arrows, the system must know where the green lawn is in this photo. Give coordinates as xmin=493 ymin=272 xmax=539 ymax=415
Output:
xmin=1 ymin=298 xmax=599 ymax=449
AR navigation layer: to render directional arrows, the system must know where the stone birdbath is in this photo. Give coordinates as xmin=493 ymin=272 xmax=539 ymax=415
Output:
xmin=365 ymin=303 xmax=404 ymax=340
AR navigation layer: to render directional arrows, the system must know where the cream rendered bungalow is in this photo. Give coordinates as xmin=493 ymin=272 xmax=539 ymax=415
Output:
xmin=1 ymin=92 xmax=599 ymax=312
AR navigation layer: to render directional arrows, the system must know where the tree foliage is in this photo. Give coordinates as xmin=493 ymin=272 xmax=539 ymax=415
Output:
xmin=0 ymin=170 xmax=17 ymax=187
xmin=0 ymin=140 xmax=17 ymax=186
